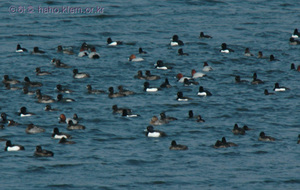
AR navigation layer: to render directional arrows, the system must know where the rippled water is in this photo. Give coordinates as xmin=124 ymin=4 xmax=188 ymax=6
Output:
xmin=1 ymin=0 xmax=300 ymax=189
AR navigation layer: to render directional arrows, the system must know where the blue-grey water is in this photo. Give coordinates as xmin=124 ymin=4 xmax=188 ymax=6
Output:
xmin=1 ymin=0 xmax=300 ymax=189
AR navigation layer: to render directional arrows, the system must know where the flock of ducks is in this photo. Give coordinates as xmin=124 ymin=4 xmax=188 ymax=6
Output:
xmin=2 ymin=28 xmax=300 ymax=155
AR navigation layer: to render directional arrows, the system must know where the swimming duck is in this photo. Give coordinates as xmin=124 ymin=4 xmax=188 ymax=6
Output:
xmin=220 ymin=43 xmax=234 ymax=53
xmin=35 ymin=67 xmax=51 ymax=76
xmin=292 ymin=28 xmax=300 ymax=38
xmin=54 ymin=59 xmax=71 ymax=68
xmin=145 ymin=70 xmax=160 ymax=80
xmin=160 ymin=78 xmax=172 ymax=88
xmin=291 ymin=63 xmax=296 ymax=70
xmin=1 ymin=113 xmax=19 ymax=126
xmin=170 ymin=35 xmax=184 ymax=46
xmin=244 ymin=48 xmax=254 ymax=56
xmin=52 ymin=127 xmax=72 ymax=139
xmin=150 ymin=116 xmax=168 ymax=125
xmin=199 ymin=32 xmax=212 ymax=39
xmin=57 ymin=45 xmax=74 ymax=55
xmin=289 ymin=37 xmax=300 ymax=45
xmin=221 ymin=137 xmax=238 ymax=147
xmin=67 ymin=120 xmax=86 ymax=130
xmin=24 ymin=77 xmax=43 ymax=87
xmin=44 ymin=105 xmax=59 ymax=111
xmin=23 ymin=87 xmax=35 ymax=95
xmin=273 ymin=83 xmax=289 ymax=91
xmin=197 ymin=86 xmax=212 ymax=96
xmin=264 ymin=89 xmax=275 ymax=95
xmin=191 ymin=69 xmax=206 ymax=79
xmin=78 ymin=43 xmax=89 ymax=57
xmin=16 ymin=44 xmax=28 ymax=52
xmin=145 ymin=125 xmax=166 ymax=137
xmin=183 ymin=78 xmax=198 ymax=86
xmin=169 ymin=140 xmax=188 ymax=150
xmin=202 ymin=62 xmax=213 ymax=72
xmin=108 ymin=87 xmax=126 ymax=98
xmin=138 ymin=47 xmax=147 ymax=54
xmin=160 ymin=112 xmax=177 ymax=122
xmin=25 ymin=124 xmax=45 ymax=134
xmin=5 ymin=83 xmax=21 ymax=91
xmin=87 ymin=85 xmax=105 ymax=94
xmin=56 ymin=84 xmax=73 ymax=93
xmin=107 ymin=37 xmax=123 ymax=46
xmin=88 ymin=47 xmax=100 ymax=59
xmin=196 ymin=115 xmax=205 ymax=122
xmin=58 ymin=114 xmax=77 ymax=124
xmin=112 ymin=105 xmax=132 ymax=114
xmin=270 ymin=54 xmax=279 ymax=61
xmin=177 ymin=91 xmax=192 ymax=101
xmin=122 ymin=109 xmax=140 ymax=117
xmin=4 ymin=140 xmax=25 ymax=151
xmin=128 ymin=54 xmax=144 ymax=62
xmin=134 ymin=70 xmax=146 ymax=80
xmin=251 ymin=73 xmax=264 ymax=84
xmin=258 ymin=132 xmax=275 ymax=141
xmin=73 ymin=69 xmax=90 ymax=79
xmin=155 ymin=60 xmax=172 ymax=70
xmin=18 ymin=107 xmax=35 ymax=117
xmin=297 ymin=134 xmax=300 ymax=144
xmin=32 ymin=47 xmax=45 ymax=54
xmin=117 ymin=85 xmax=134 ymax=95
xmin=144 ymin=82 xmax=159 ymax=92
xmin=36 ymin=89 xmax=53 ymax=100
xmin=232 ymin=124 xmax=245 ymax=135
xmin=214 ymin=140 xmax=228 ymax=148
xmin=59 ymin=137 xmax=76 ymax=144
xmin=57 ymin=94 xmax=75 ymax=102
xmin=235 ymin=76 xmax=248 ymax=83
xmin=2 ymin=75 xmax=20 ymax=84
xmin=34 ymin=146 xmax=54 ymax=157
xmin=178 ymin=48 xmax=189 ymax=56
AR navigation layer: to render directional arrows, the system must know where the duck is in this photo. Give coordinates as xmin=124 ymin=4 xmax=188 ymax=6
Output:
xmin=169 ymin=140 xmax=188 ymax=150
xmin=244 ymin=48 xmax=254 ymax=56
xmin=251 ymin=73 xmax=264 ymax=84
xmin=170 ymin=35 xmax=184 ymax=46
xmin=88 ymin=47 xmax=100 ymax=59
xmin=188 ymin=110 xmax=197 ymax=119
xmin=235 ymin=76 xmax=248 ymax=83
xmin=24 ymin=77 xmax=43 ymax=87
xmin=7 ymin=120 xmax=20 ymax=127
xmin=37 ymin=95 xmax=55 ymax=104
xmin=59 ymin=137 xmax=76 ymax=144
xmin=34 ymin=146 xmax=54 ymax=157
xmin=199 ymin=32 xmax=212 ymax=39
xmin=292 ymin=28 xmax=300 ymax=38
xmin=56 ymin=84 xmax=73 ymax=93
xmin=112 ymin=105 xmax=132 ymax=114
xmin=232 ymin=124 xmax=245 ymax=135
xmin=183 ymin=78 xmax=199 ymax=86
xmin=59 ymin=114 xmax=78 ymax=124
xmin=57 ymin=45 xmax=74 ymax=55
xmin=221 ymin=137 xmax=238 ymax=147
xmin=242 ymin=125 xmax=251 ymax=131
xmin=178 ymin=48 xmax=189 ymax=56
xmin=144 ymin=82 xmax=159 ymax=92
xmin=18 ymin=107 xmax=35 ymax=117
xmin=197 ymin=86 xmax=212 ymax=96
xmin=22 ymin=87 xmax=35 ymax=95
xmin=52 ymin=127 xmax=72 ymax=139
xmin=291 ymin=63 xmax=296 ymax=70
xmin=264 ymin=89 xmax=275 ymax=95
xmin=214 ymin=140 xmax=228 ymax=148
xmin=87 ymin=84 xmax=105 ymax=94
xmin=122 ymin=109 xmax=140 ymax=117
xmin=297 ymin=134 xmax=300 ymax=144
xmin=145 ymin=70 xmax=160 ymax=80
xmin=145 ymin=126 xmax=166 ymax=137
xmin=73 ymin=69 xmax=90 ymax=79
xmin=16 ymin=44 xmax=28 ymax=52
xmin=176 ymin=73 xmax=192 ymax=83
xmin=155 ymin=60 xmax=172 ymax=70
xmin=35 ymin=67 xmax=51 ymax=76
xmin=57 ymin=94 xmax=75 ymax=102
xmin=128 ymin=54 xmax=144 ymax=62
xmin=289 ymin=37 xmax=300 ymax=45
xmin=32 ymin=47 xmax=45 ymax=54
xmin=108 ymin=87 xmax=126 ymax=98
xmin=44 ymin=105 xmax=59 ymax=111
xmin=35 ymin=89 xmax=53 ymax=100
xmin=67 ymin=120 xmax=86 ymax=130
xmin=2 ymin=75 xmax=20 ymax=84
xmin=4 ymin=140 xmax=25 ymax=151
xmin=54 ymin=59 xmax=71 ymax=68
xmin=5 ymin=83 xmax=21 ymax=91
xmin=270 ymin=54 xmax=279 ymax=61
xmin=177 ymin=91 xmax=192 ymax=101
xmin=220 ymin=43 xmax=234 ymax=53
xmin=160 ymin=112 xmax=177 ymax=122
xmin=273 ymin=83 xmax=289 ymax=91
xmin=258 ymin=132 xmax=275 ymax=141
xmin=78 ymin=43 xmax=89 ymax=57
xmin=297 ymin=66 xmax=300 ymax=72
xmin=160 ymin=78 xmax=172 ymax=88
xmin=25 ymin=124 xmax=45 ymax=134
xmin=134 ymin=70 xmax=146 ymax=80
xmin=191 ymin=69 xmax=206 ymax=79
xmin=257 ymin=51 xmax=266 ymax=58
xmin=150 ymin=116 xmax=168 ymax=126
xmin=1 ymin=113 xmax=19 ymax=126
xmin=196 ymin=115 xmax=205 ymax=122
xmin=138 ymin=47 xmax=147 ymax=54
xmin=107 ymin=37 xmax=123 ymax=46
xmin=118 ymin=85 xmax=134 ymax=95
xmin=202 ymin=62 xmax=213 ymax=72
